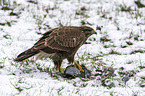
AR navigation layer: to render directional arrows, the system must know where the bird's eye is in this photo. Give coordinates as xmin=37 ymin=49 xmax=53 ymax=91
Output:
xmin=84 ymin=29 xmax=93 ymax=31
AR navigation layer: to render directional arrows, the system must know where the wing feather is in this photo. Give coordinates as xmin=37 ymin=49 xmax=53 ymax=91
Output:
xmin=46 ymin=27 xmax=85 ymax=47
xmin=33 ymin=26 xmax=85 ymax=52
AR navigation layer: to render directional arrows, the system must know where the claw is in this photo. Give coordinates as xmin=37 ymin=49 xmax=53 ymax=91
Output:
xmin=73 ymin=60 xmax=84 ymax=72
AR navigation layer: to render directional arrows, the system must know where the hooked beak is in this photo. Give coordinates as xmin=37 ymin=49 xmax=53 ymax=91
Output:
xmin=93 ymin=30 xmax=97 ymax=35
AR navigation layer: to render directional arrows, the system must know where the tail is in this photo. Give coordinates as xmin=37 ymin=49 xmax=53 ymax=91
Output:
xmin=14 ymin=48 xmax=39 ymax=62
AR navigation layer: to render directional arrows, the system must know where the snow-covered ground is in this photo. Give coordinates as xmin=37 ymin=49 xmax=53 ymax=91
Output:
xmin=0 ymin=0 xmax=145 ymax=95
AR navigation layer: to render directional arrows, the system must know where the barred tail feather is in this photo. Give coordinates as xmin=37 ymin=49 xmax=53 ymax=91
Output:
xmin=14 ymin=48 xmax=39 ymax=62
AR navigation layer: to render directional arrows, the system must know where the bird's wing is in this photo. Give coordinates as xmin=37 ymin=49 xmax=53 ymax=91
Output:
xmin=33 ymin=27 xmax=85 ymax=52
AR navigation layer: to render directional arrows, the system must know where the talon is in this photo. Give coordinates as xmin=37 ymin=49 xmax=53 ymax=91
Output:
xmin=73 ymin=60 xmax=84 ymax=72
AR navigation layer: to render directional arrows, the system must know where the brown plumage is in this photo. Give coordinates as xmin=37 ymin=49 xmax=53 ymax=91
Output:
xmin=15 ymin=26 xmax=95 ymax=71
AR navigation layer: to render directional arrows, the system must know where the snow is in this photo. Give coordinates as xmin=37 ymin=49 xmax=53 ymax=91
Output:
xmin=0 ymin=0 xmax=145 ymax=95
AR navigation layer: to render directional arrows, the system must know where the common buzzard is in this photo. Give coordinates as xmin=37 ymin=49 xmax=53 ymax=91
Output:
xmin=15 ymin=26 xmax=95 ymax=72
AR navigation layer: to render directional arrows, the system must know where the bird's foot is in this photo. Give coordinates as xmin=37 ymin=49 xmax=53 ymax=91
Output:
xmin=73 ymin=60 xmax=84 ymax=72
xmin=55 ymin=67 xmax=65 ymax=73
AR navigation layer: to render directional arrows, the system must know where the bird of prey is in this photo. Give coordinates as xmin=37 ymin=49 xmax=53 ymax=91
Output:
xmin=15 ymin=26 xmax=96 ymax=72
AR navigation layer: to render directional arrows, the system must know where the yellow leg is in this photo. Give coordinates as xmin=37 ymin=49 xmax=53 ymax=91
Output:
xmin=73 ymin=60 xmax=84 ymax=72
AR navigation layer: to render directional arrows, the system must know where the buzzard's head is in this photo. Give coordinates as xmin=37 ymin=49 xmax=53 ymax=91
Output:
xmin=81 ymin=26 xmax=96 ymax=37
